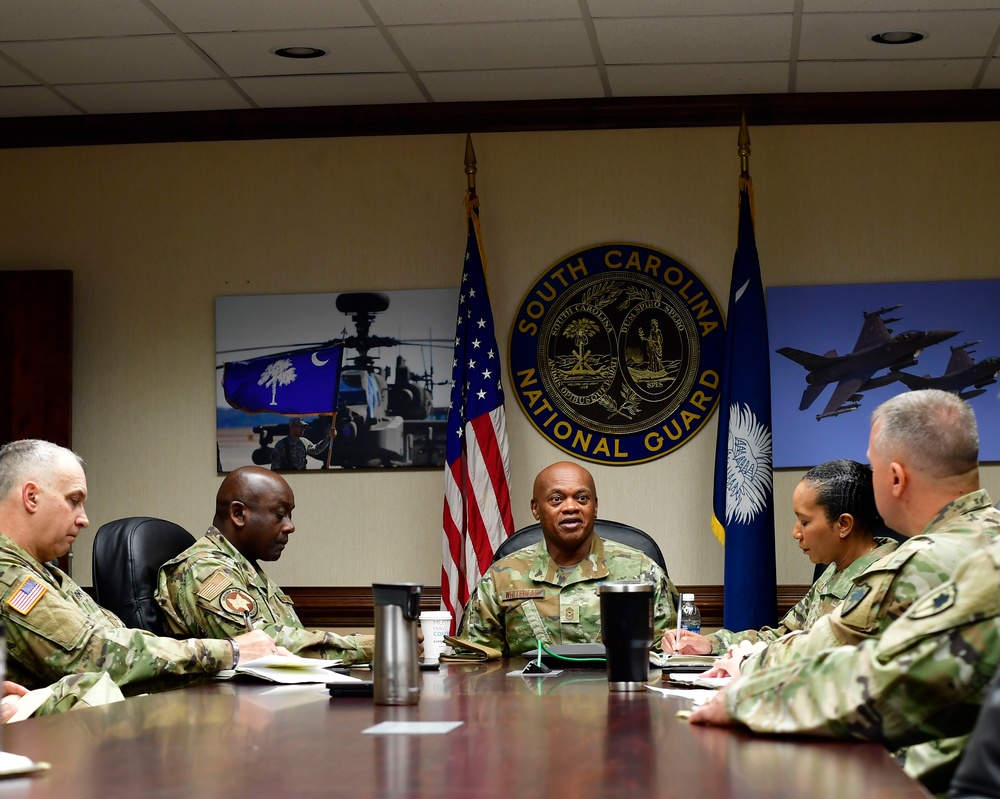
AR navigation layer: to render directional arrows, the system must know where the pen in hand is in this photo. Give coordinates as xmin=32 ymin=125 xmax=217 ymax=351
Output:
xmin=243 ymin=611 xmax=254 ymax=634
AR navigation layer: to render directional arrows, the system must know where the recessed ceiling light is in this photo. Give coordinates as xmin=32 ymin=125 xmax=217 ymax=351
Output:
xmin=274 ymin=46 xmax=327 ymax=59
xmin=871 ymin=31 xmax=925 ymax=45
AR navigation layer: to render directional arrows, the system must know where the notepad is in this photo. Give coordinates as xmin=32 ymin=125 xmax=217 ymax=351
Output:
xmin=220 ymin=654 xmax=358 ymax=685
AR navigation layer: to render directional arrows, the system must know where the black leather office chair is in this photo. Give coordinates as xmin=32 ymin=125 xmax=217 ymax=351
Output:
xmin=492 ymin=519 xmax=667 ymax=575
xmin=92 ymin=516 xmax=196 ymax=636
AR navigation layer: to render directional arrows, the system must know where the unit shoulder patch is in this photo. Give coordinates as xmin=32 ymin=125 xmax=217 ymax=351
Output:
xmin=219 ymin=587 xmax=257 ymax=617
xmin=908 ymin=583 xmax=958 ymax=620
xmin=840 ymin=582 xmax=873 ymax=618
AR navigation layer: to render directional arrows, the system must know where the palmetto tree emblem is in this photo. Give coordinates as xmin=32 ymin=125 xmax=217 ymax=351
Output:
xmin=563 ymin=318 xmax=599 ymax=374
xmin=258 ymin=359 xmax=296 ymax=405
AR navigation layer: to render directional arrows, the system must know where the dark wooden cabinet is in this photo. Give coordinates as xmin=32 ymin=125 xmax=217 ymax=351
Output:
xmin=0 ymin=270 xmax=73 ymax=571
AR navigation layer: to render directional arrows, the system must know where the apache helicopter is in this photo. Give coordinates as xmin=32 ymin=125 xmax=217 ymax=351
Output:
xmin=247 ymin=292 xmax=451 ymax=469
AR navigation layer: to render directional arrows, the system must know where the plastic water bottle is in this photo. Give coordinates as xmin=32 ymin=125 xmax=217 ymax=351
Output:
xmin=679 ymin=593 xmax=701 ymax=635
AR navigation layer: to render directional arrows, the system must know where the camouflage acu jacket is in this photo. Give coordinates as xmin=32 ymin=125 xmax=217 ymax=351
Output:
xmin=456 ymin=535 xmax=678 ymax=657
xmin=0 ymin=532 xmax=233 ymax=690
xmin=724 ymin=528 xmax=1000 ymax=794
xmin=742 ymin=490 xmax=1000 ymax=675
xmin=707 ymin=537 xmax=898 ymax=654
xmin=156 ymin=530 xmax=372 ymax=664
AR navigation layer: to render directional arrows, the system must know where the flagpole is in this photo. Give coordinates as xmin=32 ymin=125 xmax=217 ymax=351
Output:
xmin=738 ymin=112 xmax=750 ymax=178
xmin=738 ymin=112 xmax=755 ymax=220
xmin=465 ymin=133 xmax=477 ymax=199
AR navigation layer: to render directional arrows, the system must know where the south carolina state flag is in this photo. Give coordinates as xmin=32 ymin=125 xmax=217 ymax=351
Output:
xmin=712 ymin=179 xmax=777 ymax=631
xmin=223 ymin=343 xmax=344 ymax=415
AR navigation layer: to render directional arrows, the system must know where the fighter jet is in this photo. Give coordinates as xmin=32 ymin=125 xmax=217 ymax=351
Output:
xmin=895 ymin=341 xmax=1000 ymax=400
xmin=777 ymin=306 xmax=959 ymax=421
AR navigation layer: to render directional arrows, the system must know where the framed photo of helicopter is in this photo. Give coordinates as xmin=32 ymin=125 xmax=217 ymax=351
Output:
xmin=216 ymin=288 xmax=458 ymax=471
xmin=767 ymin=278 xmax=1000 ymax=469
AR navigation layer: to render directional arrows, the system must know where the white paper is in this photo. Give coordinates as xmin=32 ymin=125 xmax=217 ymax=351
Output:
xmin=235 ymin=666 xmax=361 ymax=685
xmin=240 ymin=654 xmax=343 ymax=669
xmin=362 ymin=721 xmax=464 ymax=735
xmin=645 ymin=684 xmax=718 ymax=707
xmin=0 ymin=751 xmax=49 ymax=776
xmin=224 ymin=653 xmax=354 ymax=684
xmin=4 ymin=688 xmax=54 ymax=723
xmin=665 ymin=675 xmax=732 ymax=689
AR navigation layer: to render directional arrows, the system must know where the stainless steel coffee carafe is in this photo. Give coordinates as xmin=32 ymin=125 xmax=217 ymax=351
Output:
xmin=373 ymin=583 xmax=422 ymax=705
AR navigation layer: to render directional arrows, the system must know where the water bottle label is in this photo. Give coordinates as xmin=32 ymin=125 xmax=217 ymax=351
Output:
xmin=681 ymin=622 xmax=701 ymax=635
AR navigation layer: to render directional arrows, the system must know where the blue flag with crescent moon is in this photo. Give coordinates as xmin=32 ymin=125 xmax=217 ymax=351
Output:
xmin=222 ymin=343 xmax=344 ymax=415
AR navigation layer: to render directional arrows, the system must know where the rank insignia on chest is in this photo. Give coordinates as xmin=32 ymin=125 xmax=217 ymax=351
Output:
xmin=561 ymin=604 xmax=581 ymax=624
xmin=6 ymin=576 xmax=47 ymax=615
xmin=197 ymin=571 xmax=234 ymax=601
xmin=499 ymin=589 xmax=545 ymax=602
xmin=909 ymin=583 xmax=958 ymax=620
xmin=220 ymin=588 xmax=257 ymax=617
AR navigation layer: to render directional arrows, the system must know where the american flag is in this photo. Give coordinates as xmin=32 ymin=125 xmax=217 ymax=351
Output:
xmin=7 ymin=576 xmax=47 ymax=614
xmin=442 ymin=194 xmax=515 ymax=633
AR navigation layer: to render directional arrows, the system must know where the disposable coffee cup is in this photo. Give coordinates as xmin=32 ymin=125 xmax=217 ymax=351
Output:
xmin=418 ymin=611 xmax=452 ymax=662
xmin=599 ymin=582 xmax=653 ymax=692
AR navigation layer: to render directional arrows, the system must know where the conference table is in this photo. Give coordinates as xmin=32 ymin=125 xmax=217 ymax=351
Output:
xmin=0 ymin=661 xmax=931 ymax=798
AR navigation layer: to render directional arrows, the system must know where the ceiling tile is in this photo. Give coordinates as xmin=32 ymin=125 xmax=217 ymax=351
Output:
xmin=390 ymin=20 xmax=594 ymax=71
xmin=799 ymin=10 xmax=1000 ymax=60
xmin=589 ymin=0 xmax=793 ymax=16
xmin=0 ymin=57 xmax=37 ymax=86
xmin=369 ymin=0 xmax=581 ymax=25
xmin=190 ymin=29 xmax=403 ymax=77
xmin=0 ymin=0 xmax=169 ymax=41
xmin=58 ymin=79 xmax=252 ymax=114
xmin=596 ymin=14 xmax=792 ymax=63
xmin=981 ymin=56 xmax=1000 ymax=86
xmin=0 ymin=85 xmax=81 ymax=116
xmin=238 ymin=73 xmax=426 ymax=107
xmin=1 ymin=36 xmax=219 ymax=84
xmin=608 ymin=62 xmax=789 ymax=95
xmin=422 ymin=67 xmax=604 ymax=102
xmin=149 ymin=0 xmax=374 ymax=33
xmin=806 ymin=1 xmax=1000 ymax=11
xmin=797 ymin=58 xmax=980 ymax=91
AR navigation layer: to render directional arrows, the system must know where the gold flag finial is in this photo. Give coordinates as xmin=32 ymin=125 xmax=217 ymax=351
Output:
xmin=465 ymin=133 xmax=478 ymax=198
xmin=738 ymin=112 xmax=751 ymax=178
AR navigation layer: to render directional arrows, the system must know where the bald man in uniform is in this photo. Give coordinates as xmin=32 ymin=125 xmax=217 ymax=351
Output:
xmin=457 ymin=461 xmax=678 ymax=657
xmin=156 ymin=466 xmax=373 ymax=664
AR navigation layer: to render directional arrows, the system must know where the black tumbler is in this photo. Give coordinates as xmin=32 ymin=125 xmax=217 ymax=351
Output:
xmin=599 ymin=582 xmax=653 ymax=692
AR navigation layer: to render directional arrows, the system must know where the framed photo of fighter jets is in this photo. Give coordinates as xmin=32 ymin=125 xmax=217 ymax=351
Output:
xmin=767 ymin=279 xmax=1000 ymax=468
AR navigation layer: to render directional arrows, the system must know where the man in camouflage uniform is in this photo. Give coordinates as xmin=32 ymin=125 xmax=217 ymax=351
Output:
xmin=0 ymin=440 xmax=279 ymax=692
xmin=457 ymin=461 xmax=678 ymax=657
xmin=269 ymin=417 xmax=332 ymax=471
xmin=691 ymin=390 xmax=1000 ymax=793
xmin=735 ymin=390 xmax=997 ymax=676
xmin=156 ymin=466 xmax=372 ymax=664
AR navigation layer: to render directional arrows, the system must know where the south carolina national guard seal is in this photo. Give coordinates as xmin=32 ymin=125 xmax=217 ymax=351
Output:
xmin=509 ymin=243 xmax=725 ymax=465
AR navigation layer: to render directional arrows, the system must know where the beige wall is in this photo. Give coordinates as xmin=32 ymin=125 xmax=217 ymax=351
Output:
xmin=1 ymin=122 xmax=997 ymax=590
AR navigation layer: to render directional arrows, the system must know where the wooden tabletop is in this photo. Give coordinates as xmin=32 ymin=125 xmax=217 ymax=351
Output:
xmin=0 ymin=662 xmax=931 ymax=798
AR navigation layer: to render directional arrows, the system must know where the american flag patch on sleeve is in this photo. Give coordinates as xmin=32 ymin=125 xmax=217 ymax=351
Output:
xmin=197 ymin=571 xmax=233 ymax=601
xmin=7 ymin=576 xmax=48 ymax=615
